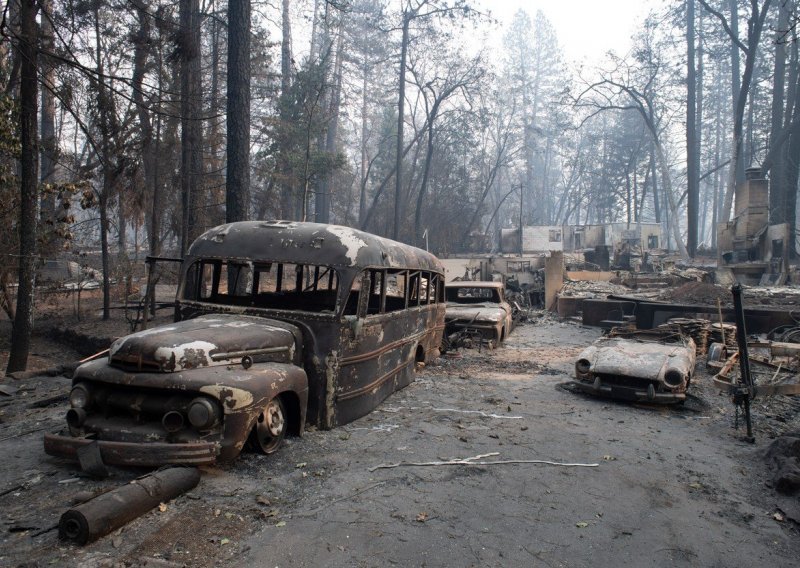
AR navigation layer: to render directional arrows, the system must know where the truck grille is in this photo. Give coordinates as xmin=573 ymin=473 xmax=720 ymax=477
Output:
xmin=110 ymin=353 xmax=164 ymax=373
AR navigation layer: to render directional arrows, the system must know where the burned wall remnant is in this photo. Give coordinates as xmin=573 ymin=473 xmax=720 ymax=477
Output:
xmin=717 ymin=167 xmax=790 ymax=284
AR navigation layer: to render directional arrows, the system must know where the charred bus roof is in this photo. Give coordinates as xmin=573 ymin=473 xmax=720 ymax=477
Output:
xmin=187 ymin=221 xmax=443 ymax=272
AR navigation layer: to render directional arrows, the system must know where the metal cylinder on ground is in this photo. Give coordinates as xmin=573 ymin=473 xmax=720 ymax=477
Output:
xmin=58 ymin=467 xmax=201 ymax=545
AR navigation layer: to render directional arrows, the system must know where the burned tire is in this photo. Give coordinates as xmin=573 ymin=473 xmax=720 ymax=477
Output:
xmin=706 ymin=342 xmax=727 ymax=373
xmin=249 ymin=396 xmax=287 ymax=455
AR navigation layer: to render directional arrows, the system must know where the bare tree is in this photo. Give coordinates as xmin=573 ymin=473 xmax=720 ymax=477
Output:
xmin=575 ymin=49 xmax=690 ymax=258
xmin=407 ymin=49 xmax=484 ymax=245
xmin=391 ymin=0 xmax=472 ymax=241
xmin=687 ymin=0 xmax=700 ymax=256
xmin=698 ymin=0 xmax=772 ymax=222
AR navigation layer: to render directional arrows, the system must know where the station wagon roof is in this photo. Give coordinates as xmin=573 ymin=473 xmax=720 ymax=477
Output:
xmin=187 ymin=221 xmax=444 ymax=272
xmin=446 ymin=281 xmax=504 ymax=289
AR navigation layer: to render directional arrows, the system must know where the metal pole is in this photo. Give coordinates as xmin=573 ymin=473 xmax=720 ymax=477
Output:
xmin=731 ymin=283 xmax=755 ymax=442
xmin=59 ymin=467 xmax=201 ymax=545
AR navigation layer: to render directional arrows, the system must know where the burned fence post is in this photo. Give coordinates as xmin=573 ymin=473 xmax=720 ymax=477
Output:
xmin=731 ymin=283 xmax=755 ymax=442
xmin=58 ymin=467 xmax=201 ymax=545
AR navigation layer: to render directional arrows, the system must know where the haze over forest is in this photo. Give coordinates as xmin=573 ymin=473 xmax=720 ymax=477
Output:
xmin=0 ymin=0 xmax=798 ymax=368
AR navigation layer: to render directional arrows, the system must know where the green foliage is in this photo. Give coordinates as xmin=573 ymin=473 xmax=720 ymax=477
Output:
xmin=0 ymin=92 xmax=90 ymax=318
xmin=256 ymin=59 xmax=347 ymax=217
xmin=0 ymin=93 xmax=20 ymax=232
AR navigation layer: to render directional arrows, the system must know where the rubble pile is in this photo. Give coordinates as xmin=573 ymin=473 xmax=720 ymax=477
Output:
xmin=764 ymin=433 xmax=800 ymax=495
xmin=709 ymin=322 xmax=738 ymax=348
xmin=657 ymin=281 xmax=732 ymax=306
xmin=744 ymin=286 xmax=800 ymax=308
xmin=559 ymin=279 xmax=631 ymax=298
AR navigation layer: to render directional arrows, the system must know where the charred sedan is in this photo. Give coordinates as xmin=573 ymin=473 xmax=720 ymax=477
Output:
xmin=571 ymin=330 xmax=696 ymax=403
xmin=444 ymin=282 xmax=514 ymax=347
xmin=45 ymin=221 xmax=446 ymax=467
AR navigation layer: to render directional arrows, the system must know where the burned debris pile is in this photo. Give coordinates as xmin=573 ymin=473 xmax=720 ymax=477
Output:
xmin=765 ymin=434 xmax=800 ymax=496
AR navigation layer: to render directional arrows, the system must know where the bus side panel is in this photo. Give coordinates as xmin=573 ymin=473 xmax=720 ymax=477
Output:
xmin=334 ymin=304 xmax=444 ymax=427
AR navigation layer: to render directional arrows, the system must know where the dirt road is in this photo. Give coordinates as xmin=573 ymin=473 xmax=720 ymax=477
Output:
xmin=1 ymin=317 xmax=798 ymax=567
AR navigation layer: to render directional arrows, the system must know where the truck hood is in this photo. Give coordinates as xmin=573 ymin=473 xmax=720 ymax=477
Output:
xmin=445 ymin=304 xmax=506 ymax=323
xmin=108 ymin=314 xmax=299 ymax=372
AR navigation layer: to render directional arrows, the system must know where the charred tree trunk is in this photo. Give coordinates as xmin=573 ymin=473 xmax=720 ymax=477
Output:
xmin=279 ymin=0 xmax=294 ymax=219
xmin=729 ymin=0 xmax=744 ymax=187
xmin=3 ymin=1 xmax=21 ymax=95
xmin=315 ymin=28 xmax=343 ymax=225
xmin=650 ymin=144 xmax=660 ymax=223
xmin=179 ymin=0 xmax=202 ymax=254
xmin=714 ymin=0 xmax=771 ymax=221
xmin=414 ymin=112 xmax=436 ymax=246
xmin=226 ymin=0 xmax=251 ymax=223
xmin=358 ymin=55 xmax=369 ymax=227
xmin=131 ymin=0 xmax=159 ymax=275
xmin=6 ymin=0 xmax=39 ymax=374
xmin=769 ymin=2 xmax=789 ymax=223
xmin=393 ymin=11 xmax=410 ymax=240
xmin=39 ymin=0 xmax=56 ymax=230
xmin=686 ymin=0 xmax=699 ymax=256
xmin=94 ymin=3 xmax=114 ymax=321
xmin=784 ymin=40 xmax=800 ymax=254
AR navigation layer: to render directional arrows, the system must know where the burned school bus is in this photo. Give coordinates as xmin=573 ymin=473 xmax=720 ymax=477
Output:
xmin=45 ymin=221 xmax=446 ymax=466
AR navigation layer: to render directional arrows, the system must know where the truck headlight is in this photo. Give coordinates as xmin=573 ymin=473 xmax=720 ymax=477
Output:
xmin=69 ymin=383 xmax=92 ymax=409
xmin=187 ymin=397 xmax=221 ymax=430
xmin=576 ymin=359 xmax=591 ymax=375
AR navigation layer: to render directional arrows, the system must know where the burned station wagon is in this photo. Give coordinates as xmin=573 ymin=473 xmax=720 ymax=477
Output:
xmin=444 ymin=281 xmax=514 ymax=347
xmin=45 ymin=221 xmax=446 ymax=466
xmin=572 ymin=330 xmax=696 ymax=403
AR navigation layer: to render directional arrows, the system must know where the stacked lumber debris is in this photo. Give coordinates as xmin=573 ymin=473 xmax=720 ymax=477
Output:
xmin=710 ymin=322 xmax=738 ymax=349
xmin=657 ymin=318 xmax=711 ymax=355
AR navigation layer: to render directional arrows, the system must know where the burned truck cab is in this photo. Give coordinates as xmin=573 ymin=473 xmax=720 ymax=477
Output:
xmin=45 ymin=221 xmax=445 ymax=467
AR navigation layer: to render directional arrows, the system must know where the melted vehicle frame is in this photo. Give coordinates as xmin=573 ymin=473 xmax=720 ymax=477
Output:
xmin=45 ymin=221 xmax=446 ymax=467
xmin=444 ymin=281 xmax=514 ymax=348
xmin=571 ymin=329 xmax=696 ymax=403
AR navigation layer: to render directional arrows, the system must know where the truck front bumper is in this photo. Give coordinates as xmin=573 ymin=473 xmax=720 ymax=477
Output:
xmin=44 ymin=431 xmax=220 ymax=467
xmin=570 ymin=379 xmax=686 ymax=404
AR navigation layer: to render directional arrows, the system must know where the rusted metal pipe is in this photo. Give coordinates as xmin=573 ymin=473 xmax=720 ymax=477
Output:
xmin=58 ymin=467 xmax=201 ymax=545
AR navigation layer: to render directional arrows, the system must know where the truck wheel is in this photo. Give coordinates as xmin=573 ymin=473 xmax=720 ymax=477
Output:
xmin=250 ymin=396 xmax=287 ymax=454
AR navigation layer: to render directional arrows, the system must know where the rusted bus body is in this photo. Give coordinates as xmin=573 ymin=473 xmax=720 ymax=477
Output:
xmin=45 ymin=221 xmax=446 ymax=466
xmin=444 ymin=282 xmax=514 ymax=345
xmin=572 ymin=330 xmax=696 ymax=403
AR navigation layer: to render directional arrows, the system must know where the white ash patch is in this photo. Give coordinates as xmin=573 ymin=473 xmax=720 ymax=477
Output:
xmin=326 ymin=226 xmax=368 ymax=265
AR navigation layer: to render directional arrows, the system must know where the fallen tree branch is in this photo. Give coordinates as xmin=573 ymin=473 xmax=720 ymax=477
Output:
xmin=368 ymin=452 xmax=600 ymax=472
xmin=0 ymin=424 xmax=52 ymax=442
xmin=381 ymin=406 xmax=523 ymax=419
xmin=297 ymin=481 xmax=389 ymax=517
xmin=7 ymin=363 xmax=78 ymax=380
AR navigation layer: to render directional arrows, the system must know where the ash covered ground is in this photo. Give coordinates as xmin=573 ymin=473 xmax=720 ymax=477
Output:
xmin=1 ymin=313 xmax=799 ymax=567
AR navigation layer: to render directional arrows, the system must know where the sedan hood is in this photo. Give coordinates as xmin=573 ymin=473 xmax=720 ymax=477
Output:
xmin=579 ymin=337 xmax=695 ymax=381
xmin=108 ymin=314 xmax=299 ymax=372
